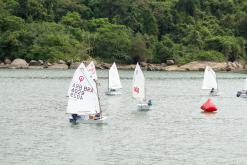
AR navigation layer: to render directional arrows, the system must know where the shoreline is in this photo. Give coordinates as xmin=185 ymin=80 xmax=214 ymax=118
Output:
xmin=0 ymin=59 xmax=246 ymax=72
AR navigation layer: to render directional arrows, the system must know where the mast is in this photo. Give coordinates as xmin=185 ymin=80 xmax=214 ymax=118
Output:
xmin=95 ymin=79 xmax=102 ymax=115
xmin=108 ymin=68 xmax=110 ymax=91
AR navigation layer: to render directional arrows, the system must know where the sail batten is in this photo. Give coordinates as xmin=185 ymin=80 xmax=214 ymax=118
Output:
xmin=202 ymin=66 xmax=218 ymax=90
xmin=108 ymin=62 xmax=122 ymax=90
xmin=132 ymin=63 xmax=145 ymax=101
xmin=67 ymin=63 xmax=100 ymax=115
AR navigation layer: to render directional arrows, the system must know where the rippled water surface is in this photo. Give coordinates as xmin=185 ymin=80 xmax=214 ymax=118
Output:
xmin=1 ymin=69 xmax=247 ymax=165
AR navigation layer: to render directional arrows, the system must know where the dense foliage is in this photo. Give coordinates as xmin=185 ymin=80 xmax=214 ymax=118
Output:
xmin=0 ymin=0 xmax=246 ymax=64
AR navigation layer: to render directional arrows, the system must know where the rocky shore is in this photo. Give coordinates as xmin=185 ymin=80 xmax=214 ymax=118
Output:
xmin=0 ymin=58 xmax=246 ymax=72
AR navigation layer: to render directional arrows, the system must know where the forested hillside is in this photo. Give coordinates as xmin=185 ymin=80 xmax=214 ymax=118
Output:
xmin=0 ymin=0 xmax=246 ymax=64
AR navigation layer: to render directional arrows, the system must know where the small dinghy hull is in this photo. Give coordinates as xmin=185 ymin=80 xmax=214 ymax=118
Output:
xmin=236 ymin=90 xmax=247 ymax=98
xmin=105 ymin=91 xmax=121 ymax=96
xmin=70 ymin=116 xmax=107 ymax=124
xmin=209 ymin=91 xmax=219 ymax=96
xmin=137 ymin=103 xmax=151 ymax=111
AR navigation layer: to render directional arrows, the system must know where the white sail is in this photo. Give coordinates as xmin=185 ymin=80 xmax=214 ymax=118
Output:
xmin=87 ymin=61 xmax=97 ymax=80
xmin=202 ymin=66 xmax=218 ymax=90
xmin=132 ymin=63 xmax=145 ymax=101
xmin=108 ymin=62 xmax=122 ymax=90
xmin=67 ymin=62 xmax=100 ymax=115
xmin=244 ymin=77 xmax=247 ymax=90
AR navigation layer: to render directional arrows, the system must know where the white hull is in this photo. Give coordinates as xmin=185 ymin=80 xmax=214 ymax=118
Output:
xmin=237 ymin=90 xmax=247 ymax=98
xmin=105 ymin=90 xmax=121 ymax=96
xmin=209 ymin=91 xmax=219 ymax=96
xmin=137 ymin=103 xmax=151 ymax=111
xmin=69 ymin=115 xmax=107 ymax=124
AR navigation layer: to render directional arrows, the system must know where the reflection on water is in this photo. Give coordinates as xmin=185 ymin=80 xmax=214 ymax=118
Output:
xmin=0 ymin=69 xmax=247 ymax=165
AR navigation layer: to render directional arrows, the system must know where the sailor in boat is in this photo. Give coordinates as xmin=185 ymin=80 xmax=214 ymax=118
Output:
xmin=89 ymin=112 xmax=101 ymax=120
xmin=110 ymin=88 xmax=116 ymax=92
xmin=70 ymin=114 xmax=80 ymax=123
xmin=210 ymin=88 xmax=215 ymax=95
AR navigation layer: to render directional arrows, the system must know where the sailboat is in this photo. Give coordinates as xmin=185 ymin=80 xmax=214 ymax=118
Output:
xmin=202 ymin=66 xmax=219 ymax=96
xmin=132 ymin=63 xmax=152 ymax=111
xmin=105 ymin=62 xmax=122 ymax=95
xmin=67 ymin=62 xmax=107 ymax=124
xmin=236 ymin=77 xmax=247 ymax=98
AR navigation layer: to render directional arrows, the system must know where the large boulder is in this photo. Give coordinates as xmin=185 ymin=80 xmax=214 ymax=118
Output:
xmin=180 ymin=61 xmax=227 ymax=71
xmin=29 ymin=60 xmax=42 ymax=66
xmin=44 ymin=62 xmax=52 ymax=68
xmin=226 ymin=61 xmax=244 ymax=71
xmin=10 ymin=58 xmax=28 ymax=68
xmin=147 ymin=64 xmax=163 ymax=71
xmin=58 ymin=60 xmax=66 ymax=64
xmin=166 ymin=59 xmax=175 ymax=66
xmin=38 ymin=60 xmax=44 ymax=65
xmin=48 ymin=63 xmax=68 ymax=69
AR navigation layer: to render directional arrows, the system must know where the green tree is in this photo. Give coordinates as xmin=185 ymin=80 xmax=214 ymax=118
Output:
xmin=94 ymin=23 xmax=132 ymax=63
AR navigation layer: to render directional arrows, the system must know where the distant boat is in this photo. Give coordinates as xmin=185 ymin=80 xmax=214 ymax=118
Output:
xmin=67 ymin=62 xmax=107 ymax=124
xmin=105 ymin=62 xmax=122 ymax=96
xmin=236 ymin=77 xmax=247 ymax=98
xmin=202 ymin=66 xmax=219 ymax=96
xmin=132 ymin=63 xmax=152 ymax=111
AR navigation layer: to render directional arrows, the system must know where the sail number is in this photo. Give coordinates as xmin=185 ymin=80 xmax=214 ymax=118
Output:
xmin=70 ymin=83 xmax=94 ymax=100
xmin=133 ymin=87 xmax=139 ymax=93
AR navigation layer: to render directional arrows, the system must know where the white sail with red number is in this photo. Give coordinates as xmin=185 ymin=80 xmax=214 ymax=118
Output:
xmin=132 ymin=63 xmax=145 ymax=101
xmin=67 ymin=62 xmax=100 ymax=115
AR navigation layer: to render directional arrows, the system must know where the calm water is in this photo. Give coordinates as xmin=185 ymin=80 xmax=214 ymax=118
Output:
xmin=0 ymin=69 xmax=247 ymax=165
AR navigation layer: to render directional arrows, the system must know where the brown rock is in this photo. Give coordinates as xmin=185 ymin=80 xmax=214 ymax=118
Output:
xmin=180 ymin=61 xmax=227 ymax=71
xmin=161 ymin=63 xmax=167 ymax=67
xmin=166 ymin=59 xmax=175 ymax=66
xmin=11 ymin=58 xmax=28 ymax=69
xmin=38 ymin=60 xmax=44 ymax=65
xmin=58 ymin=60 xmax=66 ymax=64
xmin=44 ymin=62 xmax=52 ymax=68
xmin=29 ymin=60 xmax=42 ymax=66
xmin=227 ymin=61 xmax=244 ymax=71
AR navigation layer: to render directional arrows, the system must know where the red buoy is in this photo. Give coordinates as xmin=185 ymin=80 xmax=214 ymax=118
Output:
xmin=200 ymin=98 xmax=217 ymax=112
